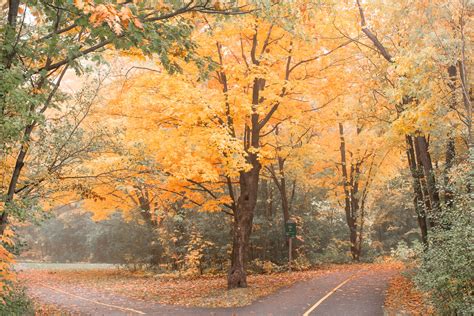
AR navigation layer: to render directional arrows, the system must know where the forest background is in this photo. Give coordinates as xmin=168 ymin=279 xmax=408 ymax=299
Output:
xmin=0 ymin=0 xmax=472 ymax=314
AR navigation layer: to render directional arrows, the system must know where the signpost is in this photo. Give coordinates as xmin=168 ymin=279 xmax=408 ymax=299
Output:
xmin=285 ymin=219 xmax=297 ymax=272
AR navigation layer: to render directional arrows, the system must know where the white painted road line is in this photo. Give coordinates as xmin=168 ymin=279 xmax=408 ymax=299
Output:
xmin=302 ymin=273 xmax=359 ymax=316
xmin=42 ymin=284 xmax=146 ymax=315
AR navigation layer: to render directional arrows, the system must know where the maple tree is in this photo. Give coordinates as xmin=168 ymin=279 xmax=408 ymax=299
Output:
xmin=81 ymin=3 xmax=359 ymax=287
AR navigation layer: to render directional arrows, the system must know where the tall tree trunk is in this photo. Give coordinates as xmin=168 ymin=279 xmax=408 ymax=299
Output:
xmin=224 ymin=28 xmax=286 ymax=288
xmin=414 ymin=135 xmax=440 ymax=227
xmin=1 ymin=0 xmax=20 ymax=117
xmin=228 ymin=74 xmax=264 ymax=289
xmin=444 ymin=65 xmax=457 ymax=207
xmin=444 ymin=136 xmax=456 ymax=207
xmin=338 ymin=123 xmax=359 ymax=261
xmin=356 ymin=156 xmax=375 ymax=261
xmin=228 ymin=161 xmax=260 ymax=288
xmin=279 ymin=176 xmax=290 ymax=224
xmin=276 ymin=158 xmax=296 ymax=259
xmin=0 ymin=148 xmax=26 ymax=234
xmin=406 ymin=135 xmax=429 ymax=244
xmin=270 ymin=126 xmax=292 ymax=225
xmin=134 ymin=188 xmax=158 ymax=227
xmin=266 ymin=182 xmax=274 ymax=218
xmin=261 ymin=180 xmax=274 ymax=218
xmin=272 ymin=155 xmax=290 ymax=224
xmin=350 ymin=162 xmax=361 ymax=261
xmin=456 ymin=10 xmax=472 ymax=190
xmin=2 ymin=0 xmax=20 ymax=68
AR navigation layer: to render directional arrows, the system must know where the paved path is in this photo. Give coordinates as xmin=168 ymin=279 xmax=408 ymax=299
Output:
xmin=28 ymin=268 xmax=396 ymax=315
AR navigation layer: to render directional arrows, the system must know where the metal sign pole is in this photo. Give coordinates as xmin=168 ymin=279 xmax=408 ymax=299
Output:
xmin=285 ymin=219 xmax=296 ymax=272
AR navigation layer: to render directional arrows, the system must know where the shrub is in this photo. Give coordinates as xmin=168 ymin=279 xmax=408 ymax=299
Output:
xmin=0 ymin=285 xmax=34 ymax=315
xmin=312 ymin=239 xmax=352 ymax=264
xmin=413 ymin=208 xmax=474 ymax=315
xmin=248 ymin=259 xmax=283 ymax=274
xmin=390 ymin=240 xmax=422 ymax=262
xmin=292 ymin=254 xmax=312 ymax=271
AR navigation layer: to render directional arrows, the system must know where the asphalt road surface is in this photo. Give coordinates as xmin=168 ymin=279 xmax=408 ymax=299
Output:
xmin=27 ymin=267 xmax=396 ymax=316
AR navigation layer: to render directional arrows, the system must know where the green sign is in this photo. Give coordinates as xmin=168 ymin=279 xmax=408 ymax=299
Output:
xmin=285 ymin=222 xmax=296 ymax=238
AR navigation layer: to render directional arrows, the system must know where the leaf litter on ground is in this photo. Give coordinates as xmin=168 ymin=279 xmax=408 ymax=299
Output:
xmin=20 ymin=262 xmax=402 ymax=308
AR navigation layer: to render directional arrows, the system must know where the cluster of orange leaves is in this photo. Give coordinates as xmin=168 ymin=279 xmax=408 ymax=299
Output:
xmin=74 ymin=0 xmax=143 ymax=35
xmin=0 ymin=227 xmax=15 ymax=302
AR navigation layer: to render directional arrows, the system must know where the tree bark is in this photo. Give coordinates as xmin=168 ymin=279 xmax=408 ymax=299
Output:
xmin=269 ymin=156 xmax=290 ymax=224
xmin=406 ymin=135 xmax=429 ymax=244
xmin=2 ymin=0 xmax=20 ymax=68
xmin=228 ymin=131 xmax=261 ymax=288
xmin=275 ymin=158 xmax=295 ymax=258
xmin=338 ymin=123 xmax=360 ymax=261
xmin=228 ymin=169 xmax=259 ymax=288
xmin=414 ymin=135 xmax=440 ymax=227
xmin=444 ymin=65 xmax=457 ymax=207
xmin=444 ymin=136 xmax=456 ymax=207
xmin=1 ymin=0 xmax=21 ymax=115
xmin=279 ymin=175 xmax=290 ymax=224
xmin=0 ymin=124 xmax=32 ymax=235
xmin=350 ymin=162 xmax=361 ymax=261
xmin=227 ymin=73 xmax=264 ymax=288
